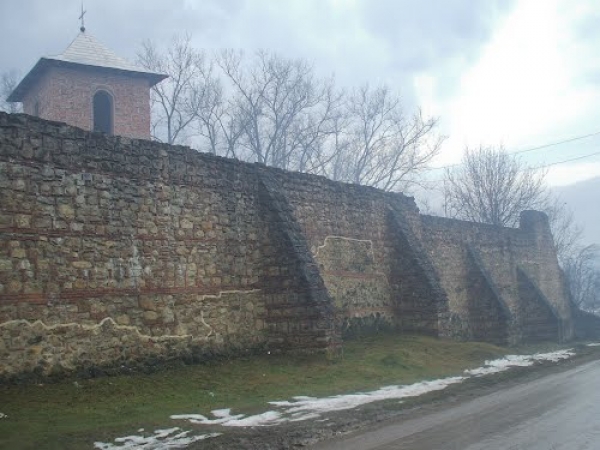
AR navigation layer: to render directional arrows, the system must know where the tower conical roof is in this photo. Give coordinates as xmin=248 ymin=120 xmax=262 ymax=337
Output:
xmin=52 ymin=32 xmax=152 ymax=73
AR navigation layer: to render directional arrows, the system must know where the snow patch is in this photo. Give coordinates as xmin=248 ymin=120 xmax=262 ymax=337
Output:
xmin=171 ymin=377 xmax=464 ymax=427
xmin=586 ymin=343 xmax=600 ymax=347
xmin=170 ymin=349 xmax=575 ymax=429
xmin=93 ymin=427 xmax=220 ymax=449
xmin=101 ymin=347 xmax=577 ymax=445
xmin=464 ymin=349 xmax=574 ymax=376
xmin=0 ymin=412 xmax=7 ymax=419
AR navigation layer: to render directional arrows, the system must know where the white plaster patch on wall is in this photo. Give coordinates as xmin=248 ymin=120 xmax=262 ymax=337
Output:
xmin=312 ymin=236 xmax=390 ymax=281
xmin=0 ymin=317 xmax=193 ymax=341
xmin=312 ymin=235 xmax=389 ymax=281
xmin=199 ymin=311 xmax=213 ymax=338
xmin=0 ymin=288 xmax=262 ymax=342
xmin=312 ymin=235 xmax=376 ymax=261
xmin=188 ymin=288 xmax=262 ymax=307
xmin=129 ymin=244 xmax=143 ymax=287
xmin=312 ymin=236 xmax=392 ymax=313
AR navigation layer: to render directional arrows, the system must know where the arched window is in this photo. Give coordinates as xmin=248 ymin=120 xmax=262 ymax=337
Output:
xmin=93 ymin=90 xmax=113 ymax=135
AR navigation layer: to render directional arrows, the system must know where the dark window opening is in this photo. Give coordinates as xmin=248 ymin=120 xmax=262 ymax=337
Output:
xmin=33 ymin=101 xmax=40 ymax=117
xmin=93 ymin=90 xmax=113 ymax=135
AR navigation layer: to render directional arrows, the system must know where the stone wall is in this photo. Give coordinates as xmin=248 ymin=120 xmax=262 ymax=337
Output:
xmin=273 ymin=172 xmax=407 ymax=336
xmin=271 ymin=170 xmax=448 ymax=338
xmin=465 ymin=246 xmax=511 ymax=345
xmin=420 ymin=214 xmax=572 ymax=344
xmin=0 ymin=113 xmax=336 ymax=380
xmin=386 ymin=203 xmax=450 ymax=336
xmin=0 ymin=112 xmax=574 ymax=381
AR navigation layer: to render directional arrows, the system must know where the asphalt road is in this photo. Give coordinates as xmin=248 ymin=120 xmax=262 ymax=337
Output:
xmin=313 ymin=360 xmax=600 ymax=450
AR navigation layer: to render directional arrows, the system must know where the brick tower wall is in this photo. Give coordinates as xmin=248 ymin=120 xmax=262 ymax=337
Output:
xmin=21 ymin=66 xmax=151 ymax=140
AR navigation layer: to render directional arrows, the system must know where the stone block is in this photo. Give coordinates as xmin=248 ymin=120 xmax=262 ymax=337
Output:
xmin=143 ymin=311 xmax=159 ymax=322
xmin=14 ymin=214 xmax=31 ymax=228
xmin=10 ymin=248 xmax=26 ymax=259
xmin=72 ymin=261 xmax=92 ymax=269
xmin=57 ymin=204 xmax=75 ymax=220
xmin=116 ymin=315 xmax=131 ymax=326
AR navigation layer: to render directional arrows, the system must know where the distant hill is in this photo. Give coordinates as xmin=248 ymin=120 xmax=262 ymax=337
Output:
xmin=553 ymin=176 xmax=600 ymax=246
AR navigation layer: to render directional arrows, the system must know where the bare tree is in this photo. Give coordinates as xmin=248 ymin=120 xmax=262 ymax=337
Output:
xmin=188 ymin=57 xmax=248 ymax=159
xmin=443 ymin=146 xmax=549 ymax=227
xmin=325 ymin=84 xmax=443 ymax=192
xmin=217 ymin=50 xmax=341 ymax=171
xmin=136 ymin=42 xmax=441 ymax=188
xmin=137 ymin=34 xmax=219 ymax=145
xmin=184 ymin=63 xmax=237 ymax=157
xmin=544 ymin=197 xmax=584 ymax=264
xmin=0 ymin=70 xmax=21 ymax=114
xmin=564 ymin=244 xmax=600 ymax=310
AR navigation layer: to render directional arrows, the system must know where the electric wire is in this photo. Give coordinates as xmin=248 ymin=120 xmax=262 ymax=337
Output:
xmin=424 ymin=129 xmax=600 ymax=172
xmin=534 ymin=150 xmax=600 ymax=169
xmin=425 ymin=149 xmax=600 ymax=184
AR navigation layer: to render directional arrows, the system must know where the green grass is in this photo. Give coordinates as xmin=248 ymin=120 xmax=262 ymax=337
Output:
xmin=0 ymin=334 xmax=514 ymax=449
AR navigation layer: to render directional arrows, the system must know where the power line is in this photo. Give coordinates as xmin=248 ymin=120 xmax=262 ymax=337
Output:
xmin=512 ymin=130 xmax=600 ymax=156
xmin=425 ymin=129 xmax=600 ymax=172
xmin=426 ymin=149 xmax=600 ymax=184
xmin=534 ymin=150 xmax=600 ymax=169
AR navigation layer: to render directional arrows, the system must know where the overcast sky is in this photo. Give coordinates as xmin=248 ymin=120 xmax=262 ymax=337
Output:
xmin=1 ymin=0 xmax=600 ymax=188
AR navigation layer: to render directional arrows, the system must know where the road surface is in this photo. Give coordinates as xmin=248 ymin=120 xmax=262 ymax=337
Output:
xmin=313 ymin=360 xmax=600 ymax=450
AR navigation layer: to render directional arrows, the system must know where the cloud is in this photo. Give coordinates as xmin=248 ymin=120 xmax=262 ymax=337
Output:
xmin=3 ymin=0 xmax=596 ymax=186
xmin=0 ymin=0 xmax=513 ymax=106
xmin=360 ymin=0 xmax=514 ymax=69
xmin=430 ymin=0 xmax=600 ymax=184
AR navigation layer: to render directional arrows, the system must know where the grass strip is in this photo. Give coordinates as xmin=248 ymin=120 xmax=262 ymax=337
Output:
xmin=0 ymin=334 xmax=558 ymax=449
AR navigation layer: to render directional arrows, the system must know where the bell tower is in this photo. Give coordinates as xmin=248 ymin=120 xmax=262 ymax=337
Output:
xmin=7 ymin=24 xmax=167 ymax=140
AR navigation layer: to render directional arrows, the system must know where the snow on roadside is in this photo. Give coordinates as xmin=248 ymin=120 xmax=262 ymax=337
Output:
xmin=93 ymin=427 xmax=220 ymax=450
xmin=96 ymin=348 xmax=576 ymax=447
xmin=172 ymin=377 xmax=464 ymax=427
xmin=464 ymin=349 xmax=574 ymax=377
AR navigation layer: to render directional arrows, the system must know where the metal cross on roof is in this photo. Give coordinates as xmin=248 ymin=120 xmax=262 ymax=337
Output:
xmin=79 ymin=3 xmax=86 ymax=33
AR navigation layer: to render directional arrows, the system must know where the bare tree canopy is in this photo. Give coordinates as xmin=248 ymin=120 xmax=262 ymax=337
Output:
xmin=443 ymin=146 xmax=549 ymax=227
xmin=216 ymin=49 xmax=342 ymax=172
xmin=326 ymin=84 xmax=443 ymax=192
xmin=544 ymin=197 xmax=584 ymax=265
xmin=564 ymin=244 xmax=600 ymax=310
xmin=138 ymin=37 xmax=442 ymax=192
xmin=0 ymin=70 xmax=21 ymax=114
xmin=137 ymin=34 xmax=219 ymax=145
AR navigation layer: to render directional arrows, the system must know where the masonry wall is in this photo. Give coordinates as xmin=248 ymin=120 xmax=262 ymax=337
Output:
xmin=275 ymin=173 xmax=407 ymax=336
xmin=0 ymin=113 xmax=336 ymax=380
xmin=269 ymin=170 xmax=448 ymax=338
xmin=420 ymin=214 xmax=572 ymax=343
xmin=0 ymin=112 xmax=573 ymax=381
xmin=22 ymin=66 xmax=151 ymax=140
